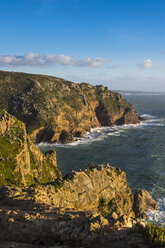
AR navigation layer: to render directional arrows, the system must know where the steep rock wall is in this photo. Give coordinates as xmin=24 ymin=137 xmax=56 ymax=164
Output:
xmin=0 ymin=111 xmax=61 ymax=186
xmin=0 ymin=70 xmax=139 ymax=143
xmin=35 ymin=164 xmax=135 ymax=227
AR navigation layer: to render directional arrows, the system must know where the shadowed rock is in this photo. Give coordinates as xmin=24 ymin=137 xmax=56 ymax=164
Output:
xmin=0 ymin=70 xmax=140 ymax=143
xmin=133 ymin=190 xmax=158 ymax=219
xmin=0 ymin=165 xmax=154 ymax=248
xmin=59 ymin=130 xmax=74 ymax=144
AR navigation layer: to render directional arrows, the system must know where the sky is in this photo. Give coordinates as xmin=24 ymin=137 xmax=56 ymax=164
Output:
xmin=0 ymin=0 xmax=165 ymax=91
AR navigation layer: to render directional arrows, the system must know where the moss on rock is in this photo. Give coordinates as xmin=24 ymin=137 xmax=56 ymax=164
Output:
xmin=140 ymin=223 xmax=165 ymax=247
xmin=0 ymin=111 xmax=61 ymax=186
xmin=0 ymin=70 xmax=139 ymax=143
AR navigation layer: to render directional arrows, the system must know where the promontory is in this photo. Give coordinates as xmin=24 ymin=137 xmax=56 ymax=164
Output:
xmin=0 ymin=70 xmax=139 ymax=143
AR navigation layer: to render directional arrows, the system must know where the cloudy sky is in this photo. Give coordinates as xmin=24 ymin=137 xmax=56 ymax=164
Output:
xmin=1 ymin=0 xmax=165 ymax=91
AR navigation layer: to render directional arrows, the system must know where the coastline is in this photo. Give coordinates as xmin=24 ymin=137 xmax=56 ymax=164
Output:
xmin=37 ymin=114 xmax=151 ymax=148
xmin=0 ymin=108 xmax=164 ymax=247
xmin=37 ymin=112 xmax=165 ymax=228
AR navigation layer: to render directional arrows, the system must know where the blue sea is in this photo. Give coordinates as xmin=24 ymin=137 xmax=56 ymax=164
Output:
xmin=38 ymin=94 xmax=165 ymax=225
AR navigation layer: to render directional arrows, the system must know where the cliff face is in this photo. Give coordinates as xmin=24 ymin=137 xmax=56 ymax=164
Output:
xmin=0 ymin=164 xmax=159 ymax=248
xmin=0 ymin=112 xmax=159 ymax=246
xmin=35 ymin=164 xmax=135 ymax=227
xmin=0 ymin=70 xmax=139 ymax=143
xmin=0 ymin=111 xmax=61 ymax=186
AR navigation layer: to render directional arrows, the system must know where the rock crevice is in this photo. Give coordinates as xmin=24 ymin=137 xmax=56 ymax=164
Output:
xmin=0 ymin=70 xmax=140 ymax=143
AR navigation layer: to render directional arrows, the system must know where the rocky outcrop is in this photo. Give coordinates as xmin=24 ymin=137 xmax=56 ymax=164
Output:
xmin=59 ymin=130 xmax=74 ymax=144
xmin=0 ymin=165 xmax=158 ymax=248
xmin=0 ymin=110 xmax=159 ymax=247
xmin=35 ymin=165 xmax=134 ymax=225
xmin=0 ymin=70 xmax=140 ymax=143
xmin=0 ymin=205 xmax=151 ymax=248
xmin=133 ymin=190 xmax=158 ymax=219
xmin=0 ymin=111 xmax=61 ymax=186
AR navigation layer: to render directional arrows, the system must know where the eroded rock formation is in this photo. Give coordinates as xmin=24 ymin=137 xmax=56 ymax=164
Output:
xmin=0 ymin=111 xmax=160 ymax=247
xmin=35 ymin=164 xmax=135 ymax=228
xmin=0 ymin=111 xmax=61 ymax=186
xmin=0 ymin=70 xmax=140 ymax=143
xmin=0 ymin=164 xmax=159 ymax=248
xmin=133 ymin=189 xmax=158 ymax=219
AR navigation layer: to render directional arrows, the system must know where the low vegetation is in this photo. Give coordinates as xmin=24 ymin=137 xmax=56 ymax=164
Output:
xmin=140 ymin=223 xmax=165 ymax=247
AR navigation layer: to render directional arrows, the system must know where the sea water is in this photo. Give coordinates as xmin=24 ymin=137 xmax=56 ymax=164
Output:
xmin=38 ymin=95 xmax=165 ymax=225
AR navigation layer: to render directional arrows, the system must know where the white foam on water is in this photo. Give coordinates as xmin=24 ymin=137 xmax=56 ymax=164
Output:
xmin=37 ymin=114 xmax=164 ymax=149
xmin=141 ymin=114 xmax=155 ymax=119
xmin=140 ymin=114 xmax=165 ymax=127
xmin=37 ymin=112 xmax=165 ymax=226
xmin=37 ymin=124 xmax=141 ymax=149
xmin=147 ymin=198 xmax=165 ymax=226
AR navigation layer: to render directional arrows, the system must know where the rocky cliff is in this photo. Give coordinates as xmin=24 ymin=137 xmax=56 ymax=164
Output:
xmin=0 ymin=70 xmax=139 ymax=143
xmin=0 ymin=164 xmax=160 ymax=248
xmin=0 ymin=112 xmax=161 ymax=247
xmin=0 ymin=108 xmax=161 ymax=247
xmin=35 ymin=164 xmax=135 ymax=227
xmin=0 ymin=111 xmax=61 ymax=186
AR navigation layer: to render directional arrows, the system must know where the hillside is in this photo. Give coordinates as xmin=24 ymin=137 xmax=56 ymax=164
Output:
xmin=0 ymin=70 xmax=139 ymax=143
xmin=0 ymin=111 xmax=61 ymax=186
xmin=0 ymin=111 xmax=162 ymax=247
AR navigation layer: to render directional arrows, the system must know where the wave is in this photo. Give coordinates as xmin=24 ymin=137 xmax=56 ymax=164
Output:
xmin=147 ymin=198 xmax=165 ymax=226
xmin=140 ymin=114 xmax=165 ymax=126
xmin=140 ymin=114 xmax=155 ymax=119
xmin=38 ymin=124 xmax=141 ymax=149
xmin=37 ymin=114 xmax=165 ymax=150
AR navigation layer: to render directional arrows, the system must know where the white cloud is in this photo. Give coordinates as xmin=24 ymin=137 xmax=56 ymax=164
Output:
xmin=138 ymin=59 xmax=154 ymax=68
xmin=76 ymin=57 xmax=108 ymax=67
xmin=0 ymin=53 xmax=108 ymax=68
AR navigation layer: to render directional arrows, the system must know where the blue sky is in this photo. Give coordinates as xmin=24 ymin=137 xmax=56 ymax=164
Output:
xmin=0 ymin=0 xmax=165 ymax=91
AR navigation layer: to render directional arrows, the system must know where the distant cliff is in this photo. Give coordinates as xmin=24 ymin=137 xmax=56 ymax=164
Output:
xmin=0 ymin=70 xmax=139 ymax=143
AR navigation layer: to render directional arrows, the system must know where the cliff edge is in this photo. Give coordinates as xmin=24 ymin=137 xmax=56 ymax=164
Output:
xmin=0 ymin=112 xmax=161 ymax=247
xmin=0 ymin=70 xmax=139 ymax=143
xmin=0 ymin=164 xmax=160 ymax=248
xmin=0 ymin=111 xmax=61 ymax=186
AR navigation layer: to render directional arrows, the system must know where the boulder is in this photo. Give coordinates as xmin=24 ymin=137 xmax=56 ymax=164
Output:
xmin=138 ymin=116 xmax=149 ymax=121
xmin=133 ymin=189 xmax=158 ymax=219
xmin=59 ymin=130 xmax=74 ymax=144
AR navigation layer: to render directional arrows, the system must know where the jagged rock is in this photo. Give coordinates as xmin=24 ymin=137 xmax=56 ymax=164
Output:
xmin=35 ymin=164 xmax=135 ymax=228
xmin=59 ymin=130 xmax=74 ymax=144
xmin=0 ymin=185 xmax=151 ymax=248
xmin=0 ymin=165 xmax=155 ymax=247
xmin=0 ymin=111 xmax=61 ymax=186
xmin=138 ymin=116 xmax=149 ymax=121
xmin=133 ymin=190 xmax=158 ymax=219
xmin=115 ymin=109 xmax=140 ymax=125
xmin=74 ymin=130 xmax=84 ymax=137
xmin=0 ymin=70 xmax=139 ymax=143
xmin=89 ymin=213 xmax=109 ymax=231
xmin=35 ymin=126 xmax=55 ymax=143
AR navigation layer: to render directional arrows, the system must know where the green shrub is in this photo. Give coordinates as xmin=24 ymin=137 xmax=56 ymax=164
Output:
xmin=98 ymin=197 xmax=110 ymax=217
xmin=140 ymin=223 xmax=165 ymax=247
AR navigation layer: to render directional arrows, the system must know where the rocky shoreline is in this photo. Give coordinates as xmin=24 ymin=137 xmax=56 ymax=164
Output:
xmin=0 ymin=70 xmax=141 ymax=144
xmin=0 ymin=110 xmax=164 ymax=247
xmin=0 ymin=164 xmax=160 ymax=248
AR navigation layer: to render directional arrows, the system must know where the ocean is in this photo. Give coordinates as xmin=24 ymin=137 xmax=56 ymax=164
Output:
xmin=38 ymin=94 xmax=165 ymax=225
